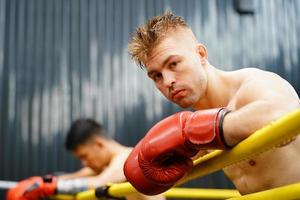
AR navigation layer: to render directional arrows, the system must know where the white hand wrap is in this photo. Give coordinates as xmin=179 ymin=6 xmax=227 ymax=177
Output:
xmin=57 ymin=178 xmax=88 ymax=194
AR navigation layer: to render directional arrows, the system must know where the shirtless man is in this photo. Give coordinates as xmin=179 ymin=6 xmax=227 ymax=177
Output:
xmin=123 ymin=12 xmax=300 ymax=195
xmin=7 ymin=119 xmax=165 ymax=200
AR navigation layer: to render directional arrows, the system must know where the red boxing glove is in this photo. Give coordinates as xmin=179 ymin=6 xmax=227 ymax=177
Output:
xmin=6 ymin=177 xmax=39 ymax=200
xmin=124 ymin=108 xmax=229 ymax=195
xmin=124 ymin=140 xmax=174 ymax=195
xmin=6 ymin=175 xmax=57 ymax=200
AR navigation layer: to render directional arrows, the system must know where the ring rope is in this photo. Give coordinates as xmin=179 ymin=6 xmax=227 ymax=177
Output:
xmin=227 ymin=182 xmax=300 ymax=200
xmin=75 ymin=187 xmax=240 ymax=200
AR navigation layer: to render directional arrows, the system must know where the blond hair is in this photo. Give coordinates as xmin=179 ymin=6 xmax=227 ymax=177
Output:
xmin=128 ymin=12 xmax=189 ymax=68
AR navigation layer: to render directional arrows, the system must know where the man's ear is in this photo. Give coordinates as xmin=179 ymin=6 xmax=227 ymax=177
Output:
xmin=197 ymin=44 xmax=208 ymax=65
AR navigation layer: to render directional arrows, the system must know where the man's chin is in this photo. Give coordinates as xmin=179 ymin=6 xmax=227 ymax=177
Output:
xmin=92 ymin=167 xmax=103 ymax=174
xmin=174 ymin=100 xmax=193 ymax=108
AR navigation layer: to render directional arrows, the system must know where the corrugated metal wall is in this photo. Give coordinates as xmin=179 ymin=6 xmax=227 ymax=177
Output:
xmin=0 ymin=0 xmax=299 ymax=192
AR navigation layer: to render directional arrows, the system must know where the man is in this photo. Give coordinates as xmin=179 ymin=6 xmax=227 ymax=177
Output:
xmin=7 ymin=119 xmax=165 ymax=200
xmin=124 ymin=12 xmax=300 ymax=196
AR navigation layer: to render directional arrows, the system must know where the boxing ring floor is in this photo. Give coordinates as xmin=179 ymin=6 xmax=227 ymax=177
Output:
xmin=1 ymin=109 xmax=300 ymax=199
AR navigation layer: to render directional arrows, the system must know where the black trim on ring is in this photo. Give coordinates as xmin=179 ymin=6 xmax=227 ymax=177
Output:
xmin=95 ymin=186 xmax=125 ymax=200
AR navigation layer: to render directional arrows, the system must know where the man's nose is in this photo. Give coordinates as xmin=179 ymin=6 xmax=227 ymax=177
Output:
xmin=163 ymin=71 xmax=176 ymax=88
xmin=81 ymin=160 xmax=88 ymax=167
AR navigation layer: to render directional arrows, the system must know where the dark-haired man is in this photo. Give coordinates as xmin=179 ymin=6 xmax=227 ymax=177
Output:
xmin=7 ymin=119 xmax=165 ymax=200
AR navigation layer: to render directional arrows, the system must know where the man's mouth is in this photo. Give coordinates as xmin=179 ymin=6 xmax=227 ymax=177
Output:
xmin=171 ymin=89 xmax=185 ymax=100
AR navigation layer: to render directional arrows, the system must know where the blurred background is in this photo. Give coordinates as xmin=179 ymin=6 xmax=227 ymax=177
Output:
xmin=0 ymin=0 xmax=300 ymax=198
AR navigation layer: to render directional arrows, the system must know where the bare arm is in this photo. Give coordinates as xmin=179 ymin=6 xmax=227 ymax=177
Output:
xmin=58 ymin=167 xmax=97 ymax=180
xmin=223 ymin=72 xmax=299 ymax=146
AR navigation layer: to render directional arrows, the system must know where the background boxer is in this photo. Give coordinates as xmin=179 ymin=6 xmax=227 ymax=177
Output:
xmin=7 ymin=119 xmax=165 ymax=200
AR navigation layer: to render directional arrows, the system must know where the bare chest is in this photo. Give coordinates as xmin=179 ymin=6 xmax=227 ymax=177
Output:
xmin=223 ymin=137 xmax=300 ymax=194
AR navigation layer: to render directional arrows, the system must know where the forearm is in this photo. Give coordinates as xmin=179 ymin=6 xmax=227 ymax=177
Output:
xmin=58 ymin=167 xmax=96 ymax=180
xmin=56 ymin=167 xmax=97 ymax=194
xmin=224 ymin=100 xmax=298 ymax=146
xmin=86 ymin=166 xmax=126 ymax=189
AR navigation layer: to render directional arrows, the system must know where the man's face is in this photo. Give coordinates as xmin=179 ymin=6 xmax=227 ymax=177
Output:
xmin=145 ymin=28 xmax=208 ymax=108
xmin=73 ymin=137 xmax=111 ymax=173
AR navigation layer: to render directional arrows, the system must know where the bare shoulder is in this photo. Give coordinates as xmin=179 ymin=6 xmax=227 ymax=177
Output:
xmin=118 ymin=146 xmax=133 ymax=156
xmin=234 ymin=67 xmax=281 ymax=80
xmin=110 ymin=147 xmax=133 ymax=165
xmin=235 ymin=67 xmax=296 ymax=95
xmin=230 ymin=67 xmax=299 ymax=109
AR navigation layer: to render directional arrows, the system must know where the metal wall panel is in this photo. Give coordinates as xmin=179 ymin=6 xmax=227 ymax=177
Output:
xmin=0 ymin=0 xmax=299 ymax=192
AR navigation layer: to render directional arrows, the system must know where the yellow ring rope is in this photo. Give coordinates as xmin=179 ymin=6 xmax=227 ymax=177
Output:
xmin=74 ymin=187 xmax=240 ymax=200
xmin=227 ymin=182 xmax=300 ymax=200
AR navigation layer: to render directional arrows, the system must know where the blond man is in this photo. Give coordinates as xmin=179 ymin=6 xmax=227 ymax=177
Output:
xmin=124 ymin=12 xmax=300 ymax=195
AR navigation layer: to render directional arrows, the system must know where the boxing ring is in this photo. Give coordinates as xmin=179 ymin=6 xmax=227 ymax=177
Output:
xmin=2 ymin=109 xmax=300 ymax=199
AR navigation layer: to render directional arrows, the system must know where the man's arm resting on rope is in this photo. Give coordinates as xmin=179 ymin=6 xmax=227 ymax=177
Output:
xmin=5 ymin=159 xmax=120 ymax=199
xmin=223 ymin=74 xmax=300 ymax=146
xmin=6 ymin=175 xmax=90 ymax=200
xmin=6 ymin=166 xmax=98 ymax=199
xmin=58 ymin=167 xmax=97 ymax=180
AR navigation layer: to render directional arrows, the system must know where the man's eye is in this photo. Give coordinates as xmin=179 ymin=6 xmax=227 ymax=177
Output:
xmin=169 ymin=61 xmax=177 ymax=68
xmin=153 ymin=73 xmax=162 ymax=81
